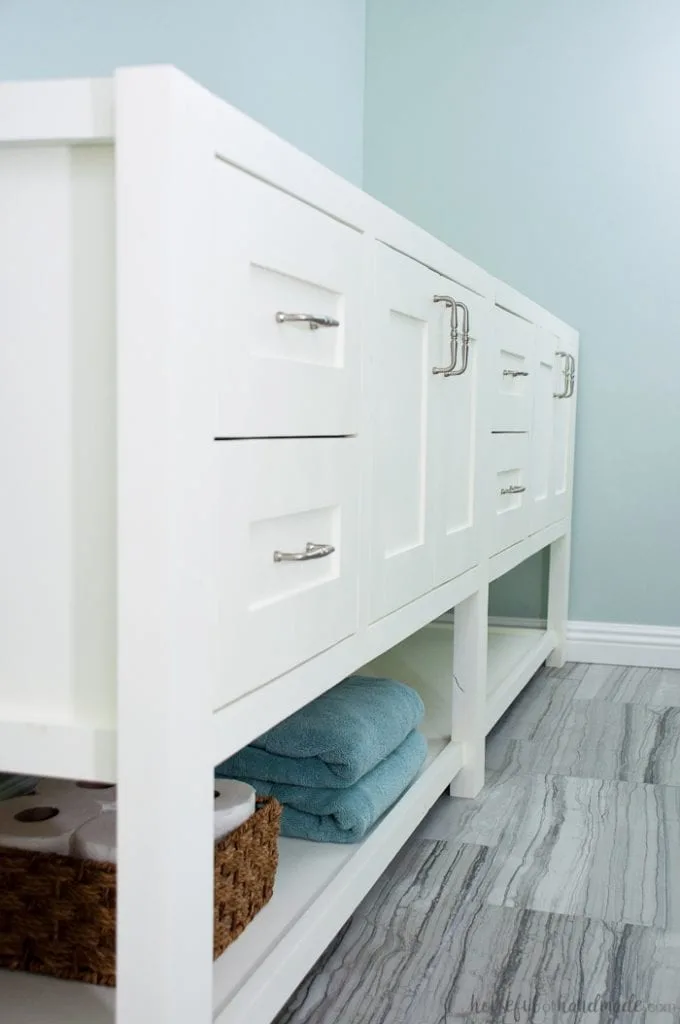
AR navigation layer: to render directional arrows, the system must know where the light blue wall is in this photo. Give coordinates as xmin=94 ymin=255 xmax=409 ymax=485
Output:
xmin=365 ymin=0 xmax=680 ymax=627
xmin=0 ymin=0 xmax=366 ymax=184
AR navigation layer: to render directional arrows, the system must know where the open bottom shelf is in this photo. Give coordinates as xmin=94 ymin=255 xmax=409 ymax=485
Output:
xmin=0 ymin=738 xmax=463 ymax=1024
xmin=212 ymin=736 xmax=461 ymax=1022
xmin=486 ymin=626 xmax=557 ymax=733
xmin=363 ymin=619 xmax=557 ymax=743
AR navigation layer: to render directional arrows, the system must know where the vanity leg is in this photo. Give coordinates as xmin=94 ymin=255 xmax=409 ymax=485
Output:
xmin=115 ymin=67 xmax=219 ymax=1024
xmin=117 ymin=727 xmax=214 ymax=1024
xmin=449 ymin=584 xmax=488 ymax=798
xmin=546 ymin=532 xmax=571 ymax=669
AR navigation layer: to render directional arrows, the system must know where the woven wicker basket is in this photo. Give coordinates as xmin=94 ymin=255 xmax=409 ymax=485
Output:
xmin=0 ymin=796 xmax=280 ymax=986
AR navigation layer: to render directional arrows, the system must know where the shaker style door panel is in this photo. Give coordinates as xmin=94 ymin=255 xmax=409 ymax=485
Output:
xmin=431 ymin=285 xmax=485 ymax=586
xmin=529 ymin=329 xmax=558 ymax=533
xmin=550 ymin=337 xmax=578 ymax=523
xmin=212 ymin=160 xmax=363 ymax=438
xmin=529 ymin=330 xmax=578 ymax=531
xmin=369 ymin=244 xmax=439 ymax=623
xmin=216 ymin=437 xmax=360 ymax=708
xmin=491 ymin=307 xmax=535 ymax=432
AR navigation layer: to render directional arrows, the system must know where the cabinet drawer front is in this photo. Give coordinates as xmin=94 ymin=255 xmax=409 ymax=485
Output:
xmin=492 ymin=308 xmax=535 ymax=431
xmin=213 ymin=161 xmax=362 ymax=438
xmin=491 ymin=432 xmax=530 ymax=555
xmin=216 ymin=438 xmax=360 ymax=708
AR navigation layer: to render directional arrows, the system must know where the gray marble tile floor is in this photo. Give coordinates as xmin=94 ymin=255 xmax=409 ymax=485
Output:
xmin=276 ymin=663 xmax=680 ymax=1023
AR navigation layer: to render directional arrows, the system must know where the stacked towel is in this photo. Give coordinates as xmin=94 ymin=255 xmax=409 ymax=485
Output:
xmin=216 ymin=676 xmax=427 ymax=843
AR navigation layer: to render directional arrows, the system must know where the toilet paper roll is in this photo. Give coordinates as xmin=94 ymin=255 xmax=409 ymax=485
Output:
xmin=69 ymin=781 xmax=257 ymax=861
xmin=0 ymin=794 xmax=102 ymax=855
xmin=34 ymin=777 xmax=117 ymax=810
xmin=214 ymin=780 xmax=256 ymax=840
xmin=71 ymin=810 xmax=117 ymax=863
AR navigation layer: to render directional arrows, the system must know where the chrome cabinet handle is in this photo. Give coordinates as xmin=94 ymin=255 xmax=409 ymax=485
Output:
xmin=275 ymin=312 xmax=340 ymax=330
xmin=566 ymin=354 xmax=576 ymax=398
xmin=553 ymin=351 xmax=570 ymax=398
xmin=503 ymin=369 xmax=529 ymax=377
xmin=273 ymin=541 xmax=335 ymax=563
xmin=432 ymin=295 xmax=458 ymax=374
xmin=444 ymin=300 xmax=471 ymax=376
xmin=500 ymin=484 xmax=526 ymax=495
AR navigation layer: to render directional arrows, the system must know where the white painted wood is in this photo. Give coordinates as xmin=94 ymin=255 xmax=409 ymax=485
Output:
xmin=493 ymin=277 xmax=572 ymax=341
xmin=0 ymin=78 xmax=113 ymax=143
xmin=360 ymin=625 xmax=454 ymax=742
xmin=490 ymin=432 xmax=531 ymax=555
xmin=0 ymin=65 xmax=580 ymax=1024
xmin=486 ymin=627 xmax=557 ymax=732
xmin=368 ymin=244 xmax=439 ymax=622
xmin=488 ymin=518 xmax=567 ymax=583
xmin=488 ymin=615 xmax=548 ymax=629
xmin=369 ymin=245 xmax=483 ymax=623
xmin=211 ymin=160 xmax=363 ymax=438
xmin=0 ymin=721 xmax=115 ymax=781
xmin=549 ymin=334 xmax=579 ymax=524
xmin=0 ymin=972 xmax=114 ymax=1024
xmin=529 ymin=328 xmax=558 ymax=533
xmin=0 ymin=744 xmax=464 ymax=1024
xmin=0 ymin=143 xmax=116 ymax=731
xmin=451 ymin=586 xmax=489 ymax=796
xmin=459 ymin=619 xmax=680 ymax=672
xmin=565 ymin=622 xmax=680 ymax=669
xmin=216 ymin=438 xmax=360 ymax=708
xmin=187 ymin=65 xmax=492 ymax=300
xmin=114 ymin=67 xmax=217 ymax=1024
xmin=212 ymin=738 xmax=463 ymax=1024
xmin=491 ymin=306 xmax=535 ymax=432
xmin=546 ymin=532 xmax=571 ymax=668
xmin=431 ymin=286 xmax=486 ymax=588
xmin=213 ymin=564 xmax=483 ymax=765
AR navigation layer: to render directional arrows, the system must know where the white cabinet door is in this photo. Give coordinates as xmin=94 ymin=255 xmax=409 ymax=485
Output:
xmin=369 ymin=245 xmax=438 ymax=623
xmin=491 ymin=306 xmax=535 ymax=431
xmin=431 ymin=285 xmax=485 ymax=587
xmin=529 ymin=328 xmax=558 ymax=533
xmin=369 ymin=245 xmax=481 ymax=622
xmin=530 ymin=329 xmax=578 ymax=531
xmin=549 ymin=337 xmax=578 ymax=523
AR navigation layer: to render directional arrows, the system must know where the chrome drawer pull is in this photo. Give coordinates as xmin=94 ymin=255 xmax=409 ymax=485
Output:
xmin=275 ymin=312 xmax=340 ymax=330
xmin=273 ymin=541 xmax=335 ymax=563
xmin=503 ymin=369 xmax=529 ymax=377
xmin=500 ymin=485 xmax=526 ymax=495
xmin=566 ymin=354 xmax=576 ymax=398
xmin=445 ymin=300 xmax=471 ymax=377
xmin=432 ymin=295 xmax=458 ymax=374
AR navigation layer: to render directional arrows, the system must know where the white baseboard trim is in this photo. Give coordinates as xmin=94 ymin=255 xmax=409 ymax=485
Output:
xmin=566 ymin=621 xmax=680 ymax=669
xmin=488 ymin=616 xmax=680 ymax=669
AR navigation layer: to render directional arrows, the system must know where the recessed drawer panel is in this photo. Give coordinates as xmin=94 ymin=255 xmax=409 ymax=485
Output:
xmin=212 ymin=161 xmax=362 ymax=437
xmin=216 ymin=438 xmax=360 ymax=708
xmin=492 ymin=308 xmax=535 ymax=432
xmin=491 ymin=432 xmax=530 ymax=555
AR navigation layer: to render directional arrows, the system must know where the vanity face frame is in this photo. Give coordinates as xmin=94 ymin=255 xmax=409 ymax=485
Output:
xmin=0 ymin=66 xmax=578 ymax=1024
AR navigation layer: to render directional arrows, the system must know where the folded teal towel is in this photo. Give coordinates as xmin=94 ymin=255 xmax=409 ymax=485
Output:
xmin=216 ymin=676 xmax=425 ymax=788
xmin=221 ymin=730 xmax=428 ymax=843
